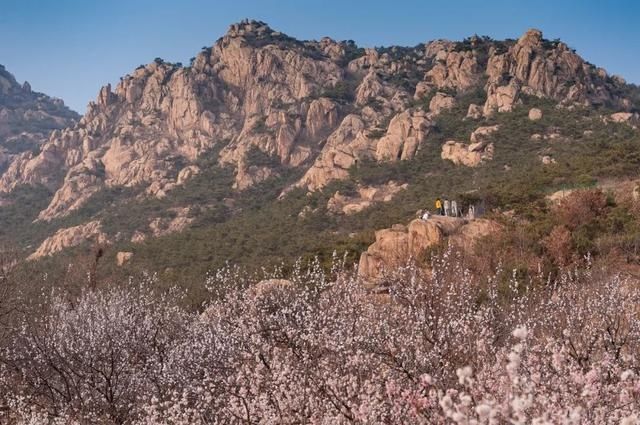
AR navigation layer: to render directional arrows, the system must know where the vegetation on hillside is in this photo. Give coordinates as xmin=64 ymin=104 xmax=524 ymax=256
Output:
xmin=2 ymin=88 xmax=639 ymax=292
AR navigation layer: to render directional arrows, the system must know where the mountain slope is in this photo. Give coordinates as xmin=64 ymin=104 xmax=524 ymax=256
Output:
xmin=0 ymin=20 xmax=639 ymax=277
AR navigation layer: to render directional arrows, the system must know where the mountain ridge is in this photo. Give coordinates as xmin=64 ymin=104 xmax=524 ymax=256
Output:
xmin=0 ymin=20 xmax=639 ymax=267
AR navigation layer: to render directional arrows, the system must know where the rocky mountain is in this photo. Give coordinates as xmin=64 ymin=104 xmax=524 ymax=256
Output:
xmin=0 ymin=65 xmax=79 ymax=172
xmin=0 ymin=20 xmax=638 ymax=266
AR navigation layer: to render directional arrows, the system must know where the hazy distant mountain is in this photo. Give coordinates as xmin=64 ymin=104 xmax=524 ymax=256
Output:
xmin=0 ymin=64 xmax=79 ymax=172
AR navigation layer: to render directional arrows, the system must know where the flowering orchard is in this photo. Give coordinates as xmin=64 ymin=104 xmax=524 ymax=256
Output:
xmin=0 ymin=254 xmax=639 ymax=424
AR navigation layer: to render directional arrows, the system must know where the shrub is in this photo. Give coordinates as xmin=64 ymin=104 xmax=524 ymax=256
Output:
xmin=251 ymin=116 xmax=272 ymax=134
xmin=245 ymin=145 xmax=280 ymax=168
xmin=367 ymin=128 xmax=386 ymax=139
xmin=542 ymin=224 xmax=574 ymax=266
xmin=319 ymin=80 xmax=357 ymax=103
xmin=555 ymin=189 xmax=608 ymax=231
xmin=339 ymin=43 xmax=366 ymax=66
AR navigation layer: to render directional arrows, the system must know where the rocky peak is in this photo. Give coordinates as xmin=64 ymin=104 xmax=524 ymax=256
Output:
xmin=97 ymin=83 xmax=117 ymax=107
xmin=424 ymin=40 xmax=456 ymax=58
xmin=225 ymin=19 xmax=273 ymax=39
xmin=480 ymin=28 xmax=630 ymax=115
xmin=517 ymin=28 xmax=543 ymax=47
xmin=0 ymin=65 xmax=18 ymax=94
xmin=0 ymin=66 xmax=52 ymax=99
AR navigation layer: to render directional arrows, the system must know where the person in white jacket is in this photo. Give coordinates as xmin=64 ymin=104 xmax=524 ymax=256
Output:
xmin=468 ymin=204 xmax=475 ymax=220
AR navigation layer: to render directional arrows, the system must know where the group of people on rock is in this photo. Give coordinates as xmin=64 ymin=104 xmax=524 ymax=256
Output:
xmin=421 ymin=198 xmax=476 ymax=220
xmin=434 ymin=197 xmax=461 ymax=217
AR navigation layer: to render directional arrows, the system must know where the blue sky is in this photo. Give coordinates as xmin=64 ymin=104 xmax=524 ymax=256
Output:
xmin=1 ymin=0 xmax=638 ymax=113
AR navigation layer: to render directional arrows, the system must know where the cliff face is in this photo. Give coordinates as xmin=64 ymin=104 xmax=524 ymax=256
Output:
xmin=0 ymin=21 xmax=634 ymax=246
xmin=0 ymin=65 xmax=79 ymax=172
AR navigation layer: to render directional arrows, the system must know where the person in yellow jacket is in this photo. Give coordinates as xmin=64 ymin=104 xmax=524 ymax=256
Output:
xmin=435 ymin=198 xmax=443 ymax=215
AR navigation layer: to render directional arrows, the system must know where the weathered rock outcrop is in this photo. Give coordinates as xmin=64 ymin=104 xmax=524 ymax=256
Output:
xmin=149 ymin=207 xmax=194 ymax=238
xmin=528 ymin=108 xmax=543 ymax=121
xmin=441 ymin=125 xmax=498 ymax=167
xmin=28 ymin=220 xmax=108 ymax=260
xmin=2 ymin=24 xmax=632 ymax=210
xmin=441 ymin=140 xmax=494 ymax=167
xmin=294 ymin=114 xmax=372 ymax=191
xmin=375 ymin=110 xmax=431 ymax=161
xmin=358 ymin=216 xmax=500 ymax=281
xmin=296 ymin=109 xmax=432 ymax=191
xmin=327 ymin=181 xmax=408 ymax=215
xmin=358 ymin=220 xmax=440 ymax=281
xmin=470 ymin=125 xmax=499 ymax=144
xmin=609 ymin=112 xmax=639 ymax=124
xmin=429 ymin=92 xmax=456 ymax=114
xmin=116 ymin=251 xmax=133 ymax=266
xmin=466 ymin=103 xmax=483 ymax=119
xmin=422 ymin=45 xmax=480 ymax=92
xmin=483 ymin=81 xmax=520 ymax=116
xmin=176 ymin=165 xmax=201 ymax=186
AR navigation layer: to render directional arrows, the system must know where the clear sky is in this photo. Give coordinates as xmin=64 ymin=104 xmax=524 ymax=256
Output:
xmin=1 ymin=0 xmax=638 ymax=113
